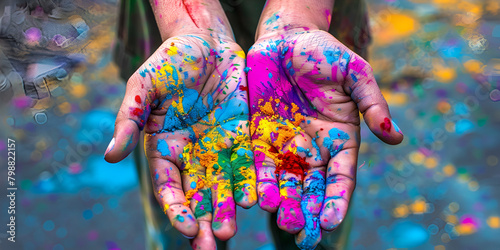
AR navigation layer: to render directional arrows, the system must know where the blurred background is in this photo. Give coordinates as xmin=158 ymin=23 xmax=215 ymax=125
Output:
xmin=0 ymin=0 xmax=499 ymax=249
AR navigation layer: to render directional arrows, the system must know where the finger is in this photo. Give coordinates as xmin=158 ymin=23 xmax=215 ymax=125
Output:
xmin=296 ymin=33 xmax=404 ymax=145
xmin=185 ymin=168 xmax=216 ymax=250
xmin=190 ymin=220 xmax=217 ymax=250
xmin=231 ymin=126 xmax=257 ymax=208
xmin=295 ymin=168 xmax=326 ymax=249
xmin=343 ymin=52 xmax=404 ymax=145
xmin=148 ymin=156 xmax=198 ymax=237
xmin=320 ymin=147 xmax=358 ymax=231
xmin=253 ymin=145 xmax=281 ymax=212
xmin=275 ymin=149 xmax=307 ymax=234
xmin=196 ymin=128 xmax=237 ymax=241
xmin=105 ymin=72 xmax=152 ymax=163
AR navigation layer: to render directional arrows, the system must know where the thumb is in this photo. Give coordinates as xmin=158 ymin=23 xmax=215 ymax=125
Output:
xmin=343 ymin=53 xmax=404 ymax=145
xmin=104 ymin=72 xmax=152 ymax=163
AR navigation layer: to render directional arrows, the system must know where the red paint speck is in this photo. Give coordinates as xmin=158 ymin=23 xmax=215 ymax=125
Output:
xmin=135 ymin=95 xmax=142 ymax=103
xmin=131 ymin=108 xmax=144 ymax=117
xmin=275 ymin=152 xmax=309 ymax=180
xmin=380 ymin=117 xmax=392 ymax=133
xmin=239 ymin=85 xmax=248 ymax=92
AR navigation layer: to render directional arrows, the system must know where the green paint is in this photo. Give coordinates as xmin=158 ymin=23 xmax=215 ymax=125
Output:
xmin=231 ymin=141 xmax=253 ymax=203
xmin=194 ymin=189 xmax=213 ymax=218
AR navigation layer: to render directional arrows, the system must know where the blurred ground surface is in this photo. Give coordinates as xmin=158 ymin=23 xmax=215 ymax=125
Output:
xmin=0 ymin=0 xmax=499 ymax=249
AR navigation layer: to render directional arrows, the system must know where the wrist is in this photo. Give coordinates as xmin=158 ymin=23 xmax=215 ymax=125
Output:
xmin=255 ymin=0 xmax=334 ymax=40
xmin=151 ymin=0 xmax=234 ymax=41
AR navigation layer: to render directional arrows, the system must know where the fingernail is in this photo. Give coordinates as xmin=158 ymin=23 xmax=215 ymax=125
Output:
xmin=104 ymin=138 xmax=115 ymax=156
xmin=391 ymin=120 xmax=403 ymax=135
xmin=181 ymin=233 xmax=195 ymax=239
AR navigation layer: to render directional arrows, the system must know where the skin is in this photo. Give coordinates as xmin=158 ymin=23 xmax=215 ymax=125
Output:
xmin=249 ymin=1 xmax=404 ymax=249
xmin=104 ymin=1 xmax=256 ymax=249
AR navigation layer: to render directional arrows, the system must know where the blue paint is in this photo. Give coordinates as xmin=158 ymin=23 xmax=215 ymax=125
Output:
xmin=323 ymin=128 xmax=350 ymax=158
xmin=297 ymin=146 xmax=313 ymax=157
xmin=297 ymin=171 xmax=325 ymax=250
xmin=215 ymin=98 xmax=248 ymax=132
xmin=339 ymin=52 xmax=351 ymax=73
xmin=157 ymin=139 xmax=171 ymax=157
xmin=236 ymin=148 xmax=253 ymax=158
xmin=455 ymin=119 xmax=474 ymax=135
xmin=323 ymin=48 xmax=341 ymax=65
xmin=350 ymin=73 xmax=358 ymax=83
xmin=391 ymin=120 xmax=402 ymax=134
xmin=264 ymin=12 xmax=280 ymax=25
xmin=311 ymin=137 xmax=322 ymax=162
xmin=163 ymin=106 xmax=183 ymax=132
xmin=179 ymin=88 xmax=210 ymax=125
xmin=391 ymin=221 xmax=429 ymax=248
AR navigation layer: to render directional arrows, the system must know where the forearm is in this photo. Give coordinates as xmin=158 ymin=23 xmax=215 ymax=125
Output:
xmin=150 ymin=0 xmax=233 ymax=40
xmin=256 ymin=0 xmax=334 ymax=40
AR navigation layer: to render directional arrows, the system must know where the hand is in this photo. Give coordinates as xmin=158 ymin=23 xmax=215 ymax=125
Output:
xmin=104 ymin=34 xmax=256 ymax=248
xmin=248 ymin=29 xmax=403 ymax=249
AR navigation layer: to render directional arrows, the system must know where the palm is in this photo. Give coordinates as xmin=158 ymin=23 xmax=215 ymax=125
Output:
xmin=248 ymin=30 xmax=403 ymax=248
xmin=106 ymin=35 xmax=256 ymax=246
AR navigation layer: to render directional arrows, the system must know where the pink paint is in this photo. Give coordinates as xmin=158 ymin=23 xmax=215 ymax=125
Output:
xmin=192 ymin=192 xmax=203 ymax=202
xmin=325 ymin=10 xmax=332 ymax=25
xmin=333 ymin=162 xmax=340 ymax=170
xmin=259 ymin=184 xmax=280 ymax=208
xmin=213 ymin=197 xmax=236 ymax=223
xmin=278 ymin=198 xmax=305 ymax=231
xmin=339 ymin=190 xmax=346 ymax=197
xmin=348 ymin=59 xmax=369 ymax=77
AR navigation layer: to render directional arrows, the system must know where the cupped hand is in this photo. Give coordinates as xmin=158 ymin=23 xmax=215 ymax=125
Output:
xmin=247 ymin=29 xmax=403 ymax=249
xmin=105 ymin=34 xmax=256 ymax=249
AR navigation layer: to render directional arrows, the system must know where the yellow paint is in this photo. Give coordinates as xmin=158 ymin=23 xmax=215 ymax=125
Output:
xmin=446 ymin=215 xmax=458 ymax=224
xmin=373 ymin=11 xmax=419 ymax=46
xmin=70 ymin=84 xmax=87 ymax=98
xmin=259 ymin=98 xmax=275 ymax=116
xmin=234 ymin=50 xmax=245 ymax=59
xmin=184 ymin=179 xmax=205 ymax=207
xmin=436 ymin=101 xmax=451 ymax=114
xmin=381 ymin=89 xmax=408 ymax=106
xmin=232 ymin=128 xmax=257 ymax=204
xmin=410 ymin=199 xmax=427 ymax=214
xmin=463 ymin=59 xmax=484 ymax=74
xmin=443 ymin=164 xmax=456 ymax=176
xmin=393 ymin=204 xmax=409 ymax=218
xmin=58 ymin=102 xmax=71 ymax=114
xmin=432 ymin=0 xmax=458 ymax=4
xmin=167 ymin=43 xmax=179 ymax=56
xmin=455 ymin=223 xmax=477 ymax=235
xmin=424 ymin=157 xmax=438 ymax=169
xmin=435 ymin=245 xmax=446 ymax=250
xmin=409 ymin=151 xmax=425 ymax=165
xmin=433 ymin=64 xmax=456 ymax=83
xmin=486 ymin=0 xmax=500 ymax=15
xmin=487 ymin=216 xmax=500 ymax=228
xmin=163 ymin=204 xmax=170 ymax=213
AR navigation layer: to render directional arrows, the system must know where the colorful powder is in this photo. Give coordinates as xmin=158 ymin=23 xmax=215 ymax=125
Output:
xmin=275 ymin=152 xmax=309 ymax=180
